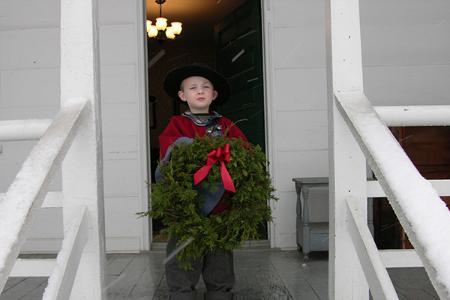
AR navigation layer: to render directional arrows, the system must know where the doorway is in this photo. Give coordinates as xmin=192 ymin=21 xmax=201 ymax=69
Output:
xmin=146 ymin=0 xmax=267 ymax=245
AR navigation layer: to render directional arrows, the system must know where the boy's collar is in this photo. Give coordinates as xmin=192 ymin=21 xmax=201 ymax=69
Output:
xmin=182 ymin=111 xmax=222 ymax=126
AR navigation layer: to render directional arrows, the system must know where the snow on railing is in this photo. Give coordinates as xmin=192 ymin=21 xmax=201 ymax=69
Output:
xmin=375 ymin=105 xmax=450 ymax=127
xmin=0 ymin=119 xmax=52 ymax=141
xmin=43 ymin=206 xmax=88 ymax=299
xmin=336 ymin=92 xmax=450 ymax=299
xmin=0 ymin=100 xmax=88 ymax=293
xmin=345 ymin=196 xmax=398 ymax=299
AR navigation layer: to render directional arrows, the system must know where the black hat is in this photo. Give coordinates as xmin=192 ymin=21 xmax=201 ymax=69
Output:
xmin=163 ymin=64 xmax=230 ymax=103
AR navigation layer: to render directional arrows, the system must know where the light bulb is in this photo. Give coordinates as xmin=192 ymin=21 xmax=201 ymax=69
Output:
xmin=165 ymin=27 xmax=176 ymax=39
xmin=156 ymin=17 xmax=167 ymax=31
xmin=146 ymin=20 xmax=152 ymax=33
xmin=148 ymin=25 xmax=158 ymax=38
xmin=171 ymin=22 xmax=182 ymax=35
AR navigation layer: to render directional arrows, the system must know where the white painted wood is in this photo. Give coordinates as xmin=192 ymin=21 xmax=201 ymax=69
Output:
xmin=326 ymin=0 xmax=368 ymax=298
xmin=0 ymin=191 xmax=62 ymax=208
xmin=0 ymin=28 xmax=59 ymax=70
xmin=41 ymin=192 xmax=63 ymax=208
xmin=0 ymin=100 xmax=88 ymax=293
xmin=43 ymin=207 xmax=88 ymax=300
xmin=273 ymin=27 xmax=326 ymax=69
xmin=104 ymin=196 xmax=143 ymax=248
xmin=271 ymin=191 xmax=297 ymax=249
xmin=20 ymin=238 xmax=62 ymax=254
xmin=98 ymin=0 xmax=149 ymax=252
xmin=0 ymin=68 xmax=59 ymax=107
xmin=374 ymin=105 xmax=450 ymax=126
xmin=103 ymin=160 xmax=140 ymax=197
xmin=346 ymin=197 xmax=398 ymax=300
xmin=261 ymin=0 xmax=277 ymax=248
xmin=273 ymin=68 xmax=327 ymax=111
xmin=364 ymin=65 xmax=450 ymax=106
xmin=0 ymin=119 xmax=51 ymax=141
xmin=276 ymin=110 xmax=328 ymax=151
xmin=359 ymin=0 xmax=450 ymax=28
xmin=100 ymin=65 xmax=138 ymax=104
xmin=0 ymin=0 xmax=60 ymax=30
xmin=276 ymin=150 xmax=329 ymax=192
xmin=0 ymin=0 xmax=148 ymax=254
xmin=368 ymin=179 xmax=450 ymax=197
xmin=101 ymin=104 xmax=138 ymax=137
xmin=10 ymin=259 xmax=56 ymax=277
xmin=273 ymin=0 xmax=325 ymax=28
xmin=360 ymin=0 xmax=450 ymax=67
xmin=60 ymin=0 xmax=106 ymax=298
xmin=99 ymin=25 xmax=136 ymax=65
xmin=98 ymin=0 xmax=135 ymax=25
xmin=336 ymin=93 xmax=450 ymax=299
xmin=361 ymin=25 xmax=450 ymax=67
xmin=379 ymin=250 xmax=423 ymax=268
xmin=0 ymin=107 xmax=59 ymax=120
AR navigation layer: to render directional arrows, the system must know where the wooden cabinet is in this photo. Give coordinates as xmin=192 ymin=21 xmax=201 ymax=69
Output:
xmin=373 ymin=126 xmax=450 ymax=249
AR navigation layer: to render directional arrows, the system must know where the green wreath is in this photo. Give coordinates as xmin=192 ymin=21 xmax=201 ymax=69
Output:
xmin=143 ymin=135 xmax=276 ymax=268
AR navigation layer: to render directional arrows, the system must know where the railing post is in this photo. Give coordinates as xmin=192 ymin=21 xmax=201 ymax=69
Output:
xmin=325 ymin=0 xmax=369 ymax=298
xmin=60 ymin=0 xmax=105 ymax=299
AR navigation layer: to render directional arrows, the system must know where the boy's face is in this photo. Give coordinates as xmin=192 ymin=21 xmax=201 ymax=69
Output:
xmin=178 ymin=76 xmax=218 ymax=114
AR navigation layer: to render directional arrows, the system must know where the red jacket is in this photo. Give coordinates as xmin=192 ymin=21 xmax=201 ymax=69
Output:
xmin=158 ymin=114 xmax=247 ymax=215
xmin=159 ymin=115 xmax=247 ymax=159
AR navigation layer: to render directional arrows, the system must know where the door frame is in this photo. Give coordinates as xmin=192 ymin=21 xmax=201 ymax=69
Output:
xmin=260 ymin=0 xmax=276 ymax=248
xmin=137 ymin=0 xmax=151 ymax=251
xmin=142 ymin=0 xmax=276 ymax=249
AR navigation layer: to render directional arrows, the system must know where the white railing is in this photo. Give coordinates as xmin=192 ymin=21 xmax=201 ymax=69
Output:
xmin=0 ymin=0 xmax=105 ymax=298
xmin=0 ymin=99 xmax=105 ymax=299
xmin=0 ymin=119 xmax=52 ymax=141
xmin=326 ymin=0 xmax=450 ymax=299
xmin=337 ymin=93 xmax=450 ymax=299
xmin=0 ymin=100 xmax=89 ymax=293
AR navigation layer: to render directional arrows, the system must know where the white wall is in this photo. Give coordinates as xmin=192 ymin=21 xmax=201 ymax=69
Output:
xmin=0 ymin=0 xmax=149 ymax=252
xmin=265 ymin=0 xmax=450 ymax=249
xmin=361 ymin=0 xmax=450 ymax=106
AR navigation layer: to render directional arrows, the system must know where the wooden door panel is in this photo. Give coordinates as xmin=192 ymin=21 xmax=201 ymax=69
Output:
xmin=215 ymin=0 xmax=265 ymax=149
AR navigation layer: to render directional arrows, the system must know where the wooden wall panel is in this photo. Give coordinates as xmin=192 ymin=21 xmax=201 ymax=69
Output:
xmin=269 ymin=0 xmax=450 ymax=248
xmin=0 ymin=0 xmax=148 ymax=252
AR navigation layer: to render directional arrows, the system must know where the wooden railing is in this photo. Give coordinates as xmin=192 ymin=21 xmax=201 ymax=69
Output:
xmin=0 ymin=0 xmax=105 ymax=298
xmin=326 ymin=0 xmax=450 ymax=299
xmin=0 ymin=101 xmax=91 ymax=295
xmin=336 ymin=93 xmax=450 ymax=299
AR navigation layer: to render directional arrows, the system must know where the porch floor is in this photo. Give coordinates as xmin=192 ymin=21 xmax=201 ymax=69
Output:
xmin=1 ymin=249 xmax=438 ymax=299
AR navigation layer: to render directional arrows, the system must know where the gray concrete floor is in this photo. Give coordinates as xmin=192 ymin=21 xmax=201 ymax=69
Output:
xmin=0 ymin=250 xmax=439 ymax=299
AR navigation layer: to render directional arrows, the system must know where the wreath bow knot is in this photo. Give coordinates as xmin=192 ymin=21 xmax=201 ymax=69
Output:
xmin=193 ymin=144 xmax=236 ymax=193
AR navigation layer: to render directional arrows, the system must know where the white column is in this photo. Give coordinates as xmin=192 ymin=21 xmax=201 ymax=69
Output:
xmin=325 ymin=0 xmax=369 ymax=299
xmin=60 ymin=0 xmax=105 ymax=299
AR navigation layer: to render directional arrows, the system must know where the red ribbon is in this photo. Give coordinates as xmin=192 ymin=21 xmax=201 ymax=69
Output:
xmin=193 ymin=144 xmax=236 ymax=193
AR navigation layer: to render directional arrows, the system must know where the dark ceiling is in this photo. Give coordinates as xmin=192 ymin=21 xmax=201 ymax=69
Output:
xmin=146 ymin=0 xmax=248 ymax=27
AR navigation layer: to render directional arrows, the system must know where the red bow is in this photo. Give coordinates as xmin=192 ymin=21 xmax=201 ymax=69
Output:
xmin=193 ymin=144 xmax=236 ymax=193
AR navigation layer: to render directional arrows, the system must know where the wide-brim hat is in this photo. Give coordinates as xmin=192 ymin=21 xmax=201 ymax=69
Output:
xmin=163 ymin=64 xmax=230 ymax=104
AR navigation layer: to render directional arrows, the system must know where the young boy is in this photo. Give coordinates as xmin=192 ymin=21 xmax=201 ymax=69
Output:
xmin=158 ymin=64 xmax=247 ymax=300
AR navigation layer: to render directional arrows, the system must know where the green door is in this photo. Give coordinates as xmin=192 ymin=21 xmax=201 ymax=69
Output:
xmin=214 ymin=0 xmax=265 ymax=150
xmin=215 ymin=0 xmax=268 ymax=240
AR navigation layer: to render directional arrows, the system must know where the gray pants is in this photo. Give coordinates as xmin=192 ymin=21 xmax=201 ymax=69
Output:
xmin=166 ymin=237 xmax=235 ymax=300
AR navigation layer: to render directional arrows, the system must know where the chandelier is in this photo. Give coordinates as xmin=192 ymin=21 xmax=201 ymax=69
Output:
xmin=147 ymin=0 xmax=182 ymax=40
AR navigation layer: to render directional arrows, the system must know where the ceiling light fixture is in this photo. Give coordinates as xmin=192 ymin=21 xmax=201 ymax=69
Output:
xmin=146 ymin=0 xmax=182 ymax=41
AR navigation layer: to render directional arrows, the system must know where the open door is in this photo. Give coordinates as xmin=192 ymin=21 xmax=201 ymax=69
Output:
xmin=214 ymin=0 xmax=268 ymax=240
xmin=214 ymin=0 xmax=265 ymax=150
xmin=147 ymin=0 xmax=266 ymax=244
